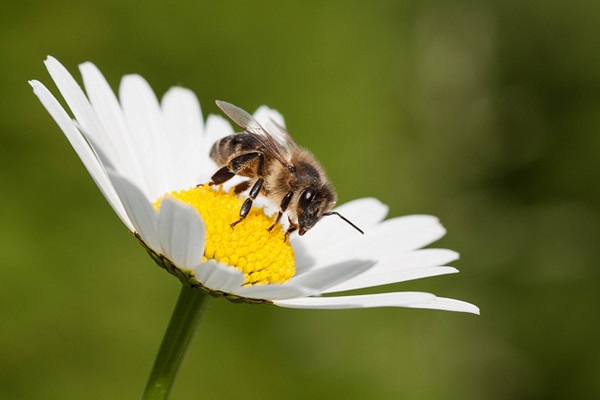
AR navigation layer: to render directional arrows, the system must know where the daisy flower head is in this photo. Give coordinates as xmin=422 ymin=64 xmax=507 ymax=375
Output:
xmin=30 ymin=56 xmax=479 ymax=314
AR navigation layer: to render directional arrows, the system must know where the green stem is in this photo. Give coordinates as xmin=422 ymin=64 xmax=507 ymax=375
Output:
xmin=142 ymin=285 xmax=210 ymax=400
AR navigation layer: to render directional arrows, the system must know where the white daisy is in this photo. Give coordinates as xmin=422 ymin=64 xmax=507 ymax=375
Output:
xmin=30 ymin=56 xmax=478 ymax=314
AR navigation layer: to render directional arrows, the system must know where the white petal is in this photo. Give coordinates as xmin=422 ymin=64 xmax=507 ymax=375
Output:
xmin=411 ymin=296 xmax=480 ymax=314
xmin=379 ymin=248 xmax=460 ymax=271
xmin=323 ymin=249 xmax=459 ymax=293
xmin=30 ymin=79 xmax=132 ymax=230
xmin=292 ymin=198 xmax=389 ymax=268
xmin=295 ymin=198 xmax=388 ymax=246
xmin=289 ymin=259 xmax=375 ymax=292
xmin=44 ymin=57 xmax=107 ymax=148
xmin=44 ymin=58 xmax=128 ymax=181
xmin=275 ymin=292 xmax=480 ymax=314
xmin=79 ymin=61 xmax=146 ymax=190
xmin=161 ymin=87 xmax=204 ymax=189
xmin=358 ymin=215 xmax=446 ymax=253
xmin=194 ymin=261 xmax=245 ymax=293
xmin=204 ymin=114 xmax=234 ymax=146
xmin=157 ymin=198 xmax=205 ymax=270
xmin=379 ymin=215 xmax=447 ymax=250
xmin=230 ymin=259 xmax=374 ymax=301
xmin=332 ymin=197 xmax=390 ymax=229
xmin=199 ymin=114 xmax=234 ymax=183
xmin=253 ymin=105 xmax=286 ymax=127
xmin=119 ymin=74 xmax=171 ymax=200
xmin=108 ymin=171 xmax=161 ymax=252
xmin=232 ymin=284 xmax=313 ymax=301
xmin=323 ymin=266 xmax=459 ymax=293
xmin=298 ymin=215 xmax=446 ymax=270
xmin=275 ymin=291 xmax=434 ymax=309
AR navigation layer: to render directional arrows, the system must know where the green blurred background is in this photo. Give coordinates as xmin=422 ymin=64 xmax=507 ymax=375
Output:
xmin=2 ymin=0 xmax=599 ymax=399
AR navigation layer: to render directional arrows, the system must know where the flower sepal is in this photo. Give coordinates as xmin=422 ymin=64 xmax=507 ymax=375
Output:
xmin=135 ymin=232 xmax=194 ymax=284
xmin=135 ymin=232 xmax=271 ymax=305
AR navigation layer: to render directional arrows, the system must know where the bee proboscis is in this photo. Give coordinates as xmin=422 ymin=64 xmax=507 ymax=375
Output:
xmin=208 ymin=100 xmax=364 ymax=239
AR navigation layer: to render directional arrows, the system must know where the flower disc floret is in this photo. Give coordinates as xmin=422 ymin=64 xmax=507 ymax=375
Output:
xmin=155 ymin=185 xmax=295 ymax=285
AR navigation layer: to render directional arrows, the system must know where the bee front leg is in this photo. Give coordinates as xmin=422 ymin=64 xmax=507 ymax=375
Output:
xmin=209 ymin=166 xmax=235 ymax=185
xmin=284 ymin=216 xmax=299 ymax=242
xmin=231 ymin=178 xmax=264 ymax=228
xmin=268 ymin=191 xmax=293 ymax=232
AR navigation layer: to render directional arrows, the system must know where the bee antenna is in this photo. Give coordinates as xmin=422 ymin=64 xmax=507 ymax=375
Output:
xmin=322 ymin=211 xmax=364 ymax=234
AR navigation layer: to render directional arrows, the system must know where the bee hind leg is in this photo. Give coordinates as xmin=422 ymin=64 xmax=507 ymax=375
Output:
xmin=231 ymin=178 xmax=264 ymax=228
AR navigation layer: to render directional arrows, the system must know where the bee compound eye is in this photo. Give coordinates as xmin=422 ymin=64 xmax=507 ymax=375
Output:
xmin=298 ymin=188 xmax=317 ymax=210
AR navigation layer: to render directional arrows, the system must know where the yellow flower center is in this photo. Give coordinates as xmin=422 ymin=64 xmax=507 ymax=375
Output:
xmin=154 ymin=185 xmax=295 ymax=286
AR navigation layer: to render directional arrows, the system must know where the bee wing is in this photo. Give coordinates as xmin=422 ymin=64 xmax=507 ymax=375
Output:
xmin=216 ymin=100 xmax=295 ymax=172
xmin=263 ymin=117 xmax=298 ymax=149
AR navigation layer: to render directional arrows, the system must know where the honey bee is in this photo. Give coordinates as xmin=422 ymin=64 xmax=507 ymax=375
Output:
xmin=208 ymin=100 xmax=364 ymax=238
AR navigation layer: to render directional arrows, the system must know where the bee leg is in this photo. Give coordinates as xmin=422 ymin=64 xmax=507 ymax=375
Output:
xmin=283 ymin=217 xmax=299 ymax=242
xmin=231 ymin=178 xmax=264 ymax=228
xmin=209 ymin=166 xmax=235 ymax=185
xmin=233 ymin=180 xmax=251 ymax=194
xmin=231 ymin=152 xmax=261 ymax=172
xmin=210 ymin=153 xmax=261 ymax=185
xmin=268 ymin=191 xmax=293 ymax=232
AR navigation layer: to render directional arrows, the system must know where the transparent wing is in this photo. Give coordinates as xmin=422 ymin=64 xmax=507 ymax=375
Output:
xmin=264 ymin=118 xmax=298 ymax=149
xmin=216 ymin=100 xmax=295 ymax=171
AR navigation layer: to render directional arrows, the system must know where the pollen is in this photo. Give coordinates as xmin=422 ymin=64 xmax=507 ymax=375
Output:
xmin=154 ymin=185 xmax=295 ymax=286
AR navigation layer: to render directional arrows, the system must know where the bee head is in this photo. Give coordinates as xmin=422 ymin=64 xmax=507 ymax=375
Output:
xmin=296 ymin=186 xmax=336 ymax=235
xmin=296 ymin=186 xmax=364 ymax=237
